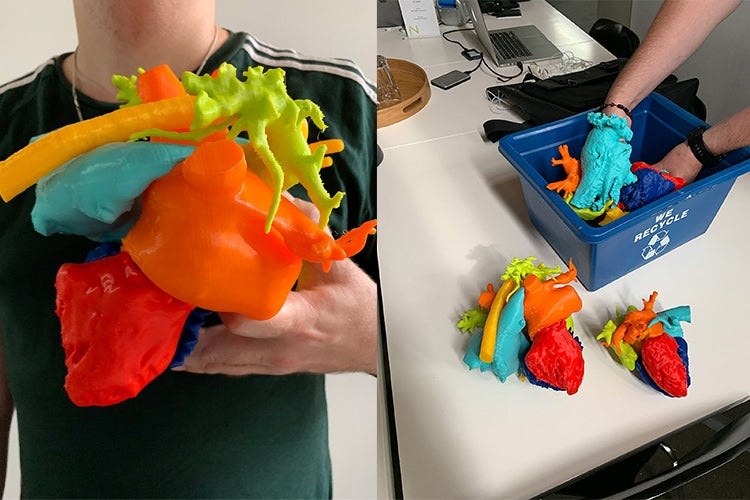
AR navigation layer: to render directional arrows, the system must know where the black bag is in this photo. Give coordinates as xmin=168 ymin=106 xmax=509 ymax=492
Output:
xmin=483 ymin=58 xmax=705 ymax=142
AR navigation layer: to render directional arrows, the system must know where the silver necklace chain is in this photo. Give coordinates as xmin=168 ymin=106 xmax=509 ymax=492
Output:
xmin=195 ymin=24 xmax=220 ymax=76
xmin=71 ymin=24 xmax=219 ymax=122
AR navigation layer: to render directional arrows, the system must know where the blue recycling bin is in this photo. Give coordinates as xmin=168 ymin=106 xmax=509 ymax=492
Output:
xmin=499 ymin=93 xmax=750 ymax=290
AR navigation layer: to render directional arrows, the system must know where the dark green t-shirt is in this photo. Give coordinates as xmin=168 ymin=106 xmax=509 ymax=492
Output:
xmin=0 ymin=31 xmax=376 ymax=498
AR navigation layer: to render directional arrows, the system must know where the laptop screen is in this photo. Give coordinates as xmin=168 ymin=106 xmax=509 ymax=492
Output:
xmin=463 ymin=0 xmax=498 ymax=64
xmin=462 ymin=0 xmax=562 ymax=67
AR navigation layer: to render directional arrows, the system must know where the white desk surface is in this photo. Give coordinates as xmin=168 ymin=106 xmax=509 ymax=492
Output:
xmin=376 ymin=2 xmax=750 ymax=499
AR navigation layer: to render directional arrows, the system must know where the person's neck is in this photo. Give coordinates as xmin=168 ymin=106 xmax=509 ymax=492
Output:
xmin=63 ymin=1 xmax=228 ymax=102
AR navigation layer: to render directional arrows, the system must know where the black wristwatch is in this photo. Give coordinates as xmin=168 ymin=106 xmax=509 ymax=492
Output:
xmin=687 ymin=126 xmax=725 ymax=168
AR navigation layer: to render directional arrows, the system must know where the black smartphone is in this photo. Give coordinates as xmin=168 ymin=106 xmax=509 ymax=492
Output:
xmin=431 ymin=70 xmax=470 ymax=90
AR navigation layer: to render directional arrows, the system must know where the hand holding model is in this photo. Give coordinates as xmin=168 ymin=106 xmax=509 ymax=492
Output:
xmin=178 ymin=195 xmax=377 ymax=376
xmin=0 ymin=1 xmax=377 ymax=496
xmin=183 ymin=256 xmax=378 ymax=376
xmin=11 ymin=61 xmax=377 ymax=405
xmin=598 ymin=0 xmax=750 ymax=183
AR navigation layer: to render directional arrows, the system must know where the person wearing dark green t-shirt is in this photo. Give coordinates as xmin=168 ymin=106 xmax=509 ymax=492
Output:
xmin=0 ymin=1 xmax=377 ymax=498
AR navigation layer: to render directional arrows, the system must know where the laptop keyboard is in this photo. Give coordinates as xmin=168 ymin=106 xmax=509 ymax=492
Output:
xmin=490 ymin=31 xmax=531 ymax=60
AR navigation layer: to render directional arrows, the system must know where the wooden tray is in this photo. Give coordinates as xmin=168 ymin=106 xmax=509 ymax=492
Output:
xmin=377 ymin=58 xmax=430 ymax=128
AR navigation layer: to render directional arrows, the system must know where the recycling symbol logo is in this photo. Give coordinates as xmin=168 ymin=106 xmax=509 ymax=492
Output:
xmin=642 ymin=230 xmax=670 ymax=260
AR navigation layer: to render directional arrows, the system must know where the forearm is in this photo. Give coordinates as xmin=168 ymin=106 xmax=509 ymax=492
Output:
xmin=702 ymin=105 xmax=750 ymax=155
xmin=654 ymin=105 xmax=750 ymax=182
xmin=606 ymin=0 xmax=741 ymax=113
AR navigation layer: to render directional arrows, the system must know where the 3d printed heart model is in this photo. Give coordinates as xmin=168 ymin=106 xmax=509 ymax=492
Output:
xmin=596 ymin=291 xmax=691 ymax=397
xmin=457 ymin=257 xmax=585 ymax=395
xmin=0 ymin=63 xmax=376 ymax=406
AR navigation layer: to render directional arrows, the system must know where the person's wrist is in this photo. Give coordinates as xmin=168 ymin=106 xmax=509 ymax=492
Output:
xmin=686 ymin=126 xmax=725 ymax=168
xmin=599 ymin=102 xmax=632 ymax=126
xmin=657 ymin=141 xmax=702 ymax=183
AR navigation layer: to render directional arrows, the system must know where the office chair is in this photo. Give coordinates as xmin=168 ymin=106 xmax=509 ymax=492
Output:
xmin=589 ymin=18 xmax=640 ymax=58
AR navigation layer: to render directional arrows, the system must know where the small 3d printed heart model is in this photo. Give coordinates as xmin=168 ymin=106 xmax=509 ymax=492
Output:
xmin=596 ymin=291 xmax=691 ymax=397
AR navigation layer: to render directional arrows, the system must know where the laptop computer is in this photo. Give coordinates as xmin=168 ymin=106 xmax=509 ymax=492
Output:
xmin=464 ymin=0 xmax=562 ymax=67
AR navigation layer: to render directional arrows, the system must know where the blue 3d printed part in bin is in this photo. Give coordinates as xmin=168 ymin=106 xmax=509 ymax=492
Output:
xmin=499 ymin=92 xmax=750 ymax=290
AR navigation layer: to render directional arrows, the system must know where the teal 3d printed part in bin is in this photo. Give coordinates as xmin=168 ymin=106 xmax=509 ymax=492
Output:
xmin=499 ymin=93 xmax=750 ymax=290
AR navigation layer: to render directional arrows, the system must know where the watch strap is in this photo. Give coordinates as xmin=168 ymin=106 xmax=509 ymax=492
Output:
xmin=687 ymin=126 xmax=725 ymax=168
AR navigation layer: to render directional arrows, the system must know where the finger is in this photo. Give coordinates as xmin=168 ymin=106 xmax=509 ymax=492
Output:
xmin=218 ymin=289 xmax=315 ymax=339
xmin=296 ymin=256 xmax=357 ymax=291
xmin=281 ymin=192 xmax=321 ymax=225
xmin=218 ymin=258 xmax=356 ymax=339
xmin=177 ymin=325 xmax=294 ymax=375
xmin=292 ymin=198 xmax=322 ymax=227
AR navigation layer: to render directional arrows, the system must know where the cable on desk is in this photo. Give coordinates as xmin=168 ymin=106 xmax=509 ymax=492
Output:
xmin=441 ymin=29 xmax=483 ymax=74
xmin=527 ymin=51 xmax=593 ymax=79
xmin=441 ymin=28 xmax=524 ymax=82
xmin=483 ymin=58 xmax=524 ymax=82
xmin=487 ymin=92 xmax=512 ymax=114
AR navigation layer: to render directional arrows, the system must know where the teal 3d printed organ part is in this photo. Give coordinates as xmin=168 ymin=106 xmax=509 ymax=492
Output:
xmin=571 ymin=112 xmax=636 ymax=211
